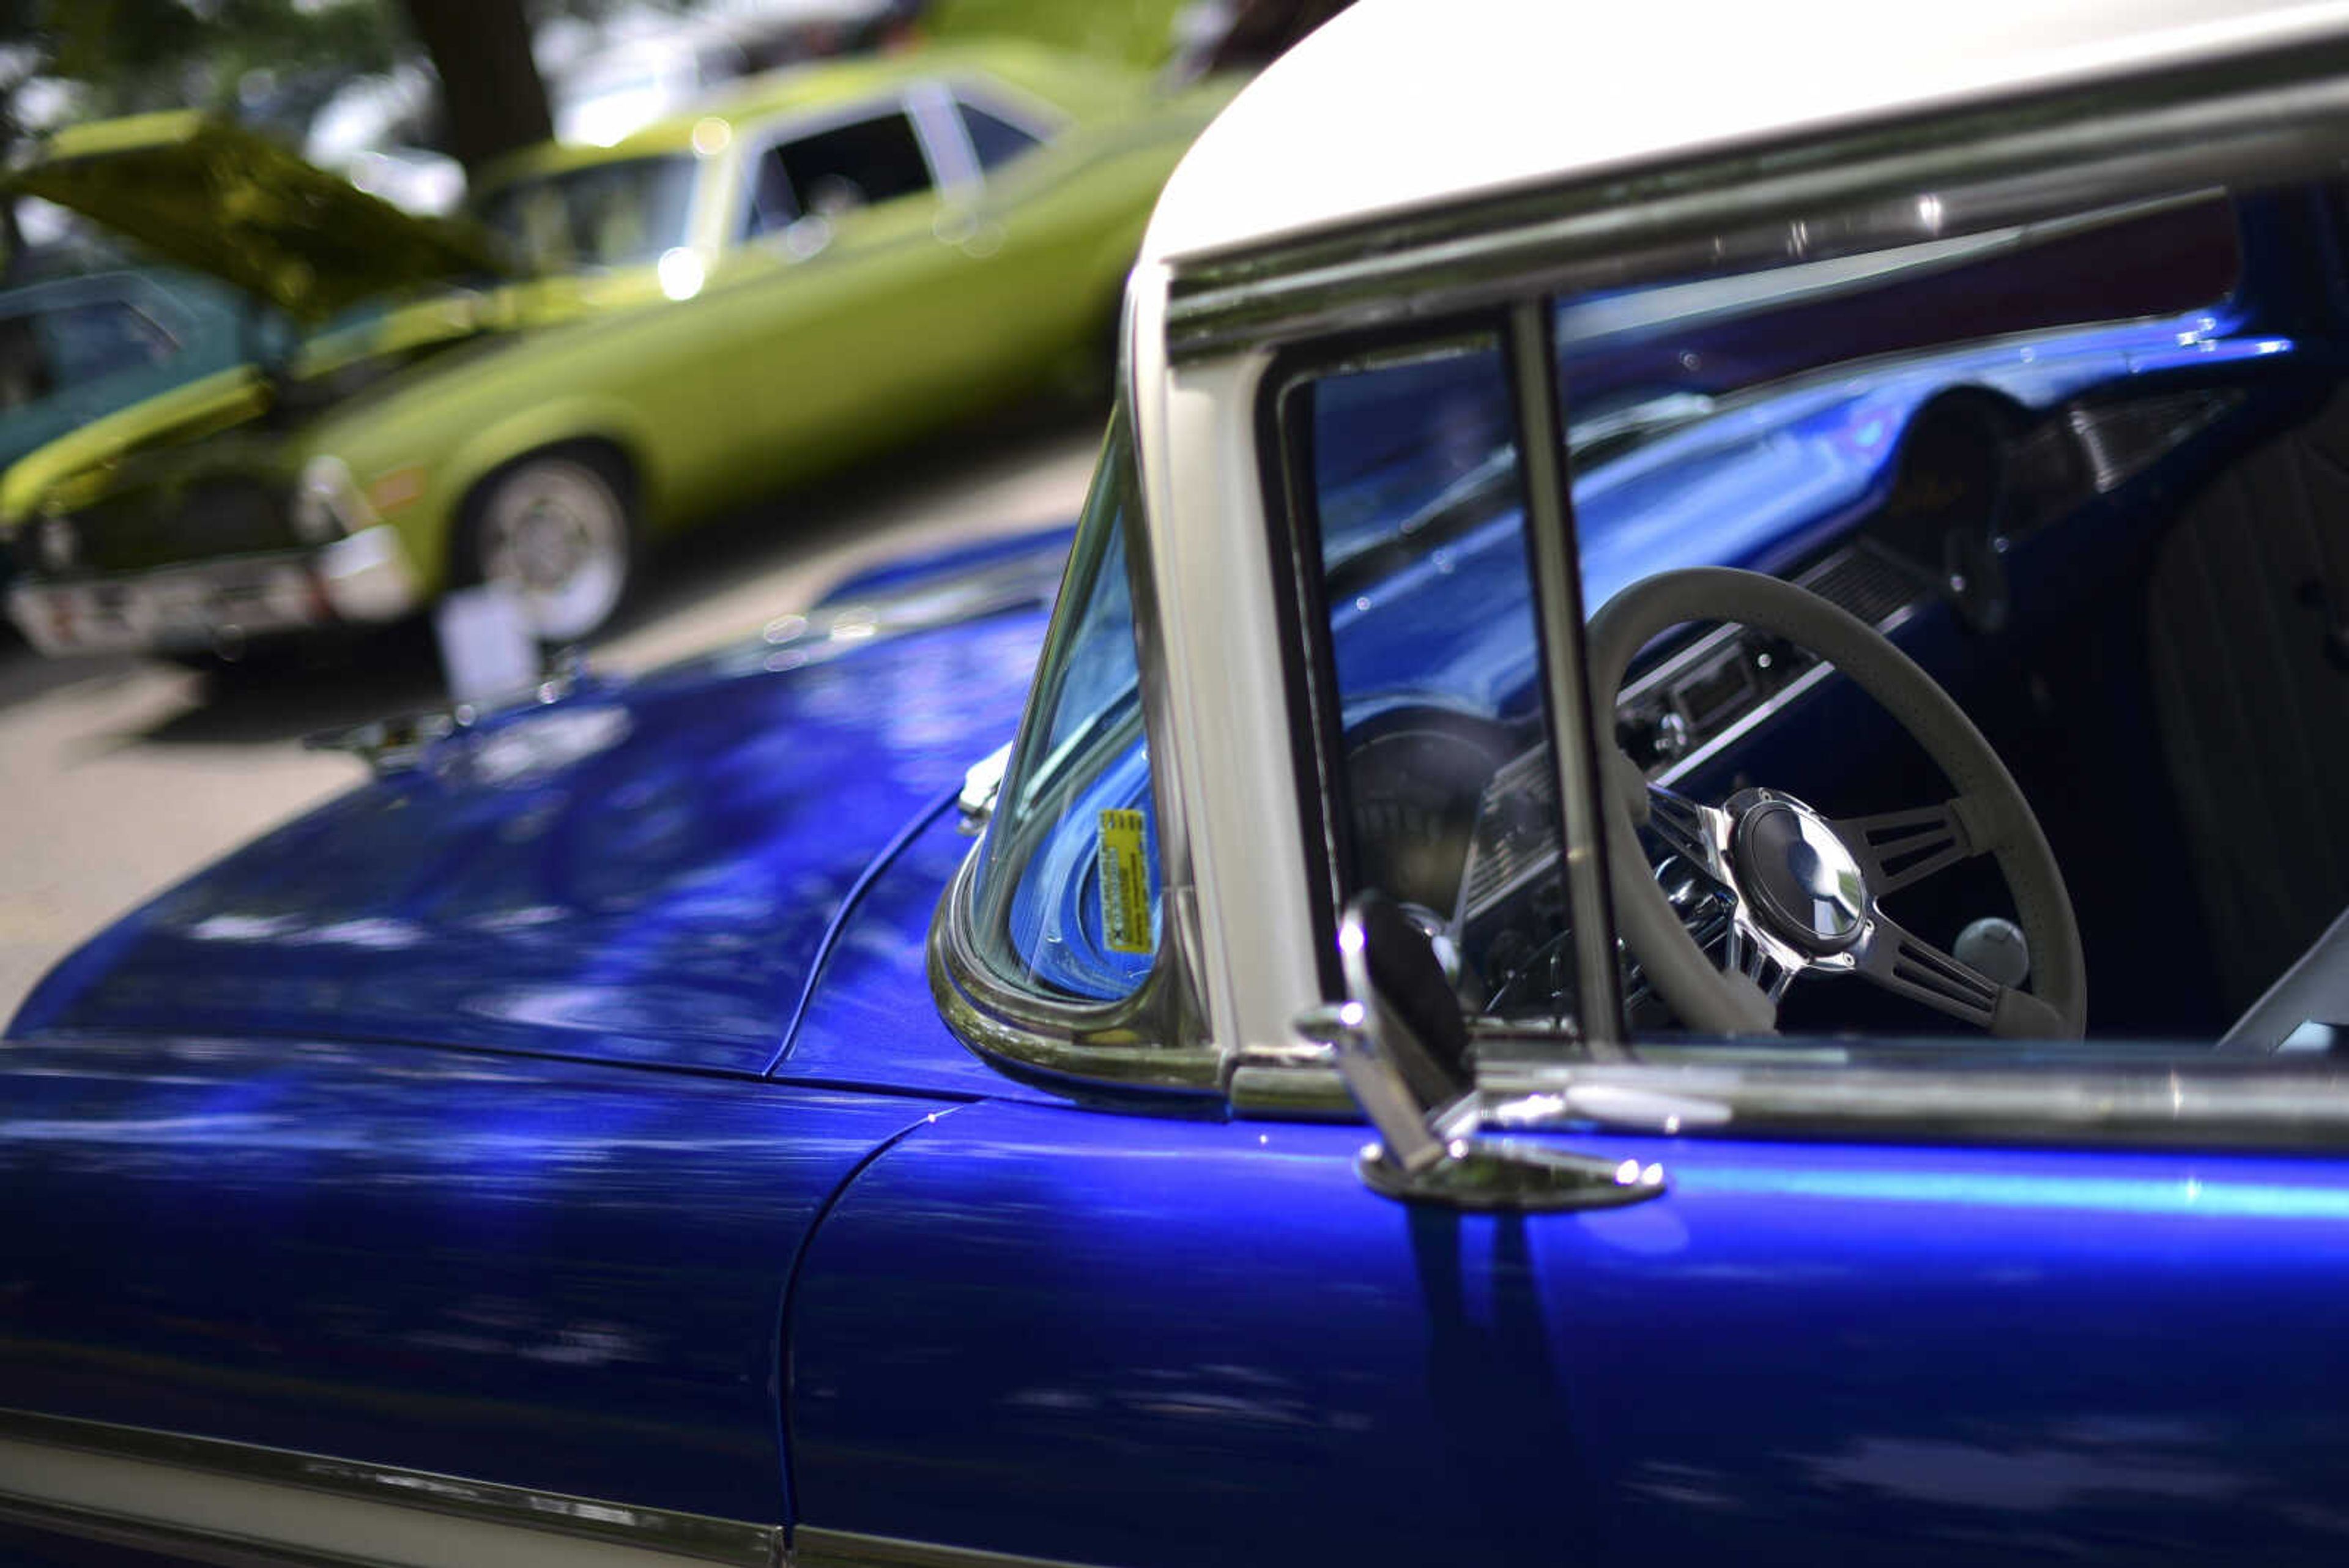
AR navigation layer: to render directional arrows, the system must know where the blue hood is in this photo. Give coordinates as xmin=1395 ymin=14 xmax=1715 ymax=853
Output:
xmin=12 ymin=530 xmax=1069 ymax=1074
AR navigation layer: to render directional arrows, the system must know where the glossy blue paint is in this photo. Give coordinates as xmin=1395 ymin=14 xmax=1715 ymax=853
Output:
xmin=812 ymin=522 xmax=1077 ymax=604
xmin=791 ymin=1101 xmax=2349 ymax=1566
xmin=0 ymin=1027 xmax=954 ymax=1523
xmin=10 ymin=603 xmax=1053 ymax=1073
xmin=774 ymin=805 xmax=1063 ymax=1104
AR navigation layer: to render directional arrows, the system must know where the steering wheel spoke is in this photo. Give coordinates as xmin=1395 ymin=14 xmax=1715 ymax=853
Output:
xmin=1833 ymin=797 xmax=1995 ymax=896
xmin=1644 ymin=784 xmax=1732 ymax=877
xmin=1723 ymin=920 xmax=1796 ymax=1003
xmin=1854 ymin=908 xmax=2005 ymax=1029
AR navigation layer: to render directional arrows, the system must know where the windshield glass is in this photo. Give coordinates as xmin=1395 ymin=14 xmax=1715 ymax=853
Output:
xmin=969 ymin=414 xmax=1159 ymax=1003
xmin=473 ymin=155 xmax=700 ymax=273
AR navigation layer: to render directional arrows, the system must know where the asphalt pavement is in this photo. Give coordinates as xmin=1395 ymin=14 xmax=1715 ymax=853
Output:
xmin=0 ymin=411 xmax=1101 ymax=1020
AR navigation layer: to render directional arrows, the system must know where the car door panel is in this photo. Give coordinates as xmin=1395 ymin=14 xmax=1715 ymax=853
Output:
xmin=0 ymin=1029 xmax=954 ymax=1526
xmin=789 ymin=1099 xmax=1595 ymax=1568
xmin=792 ymin=1098 xmax=2349 ymax=1566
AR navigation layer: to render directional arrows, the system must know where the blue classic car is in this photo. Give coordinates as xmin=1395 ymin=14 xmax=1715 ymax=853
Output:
xmin=14 ymin=1 xmax=2349 ymax=1563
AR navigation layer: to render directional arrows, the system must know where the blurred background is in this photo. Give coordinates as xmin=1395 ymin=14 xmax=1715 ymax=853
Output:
xmin=0 ymin=0 xmax=1343 ymax=1013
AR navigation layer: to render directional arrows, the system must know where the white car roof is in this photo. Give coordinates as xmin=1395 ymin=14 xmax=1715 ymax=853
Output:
xmin=1143 ymin=0 xmax=2349 ymax=267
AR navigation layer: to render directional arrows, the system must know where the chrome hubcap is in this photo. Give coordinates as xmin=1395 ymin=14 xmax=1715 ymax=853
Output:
xmin=479 ymin=459 xmax=627 ymax=642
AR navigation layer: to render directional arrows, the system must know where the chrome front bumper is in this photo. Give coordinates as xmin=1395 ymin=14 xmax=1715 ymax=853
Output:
xmin=6 ymin=526 xmax=423 ymax=657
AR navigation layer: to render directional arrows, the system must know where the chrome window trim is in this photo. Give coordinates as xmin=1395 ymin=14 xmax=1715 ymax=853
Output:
xmin=1162 ymin=38 xmax=2349 ymax=359
xmin=927 ymin=355 xmax=1218 ymax=1098
xmin=930 ymin=845 xmax=1219 ymax=1094
xmin=943 ymin=78 xmax=1068 ymax=160
xmin=907 ymin=80 xmax=982 ymax=192
xmin=1474 ymin=1056 xmax=2349 ymax=1151
xmin=1504 ymin=296 xmax=1627 ymax=1055
xmin=0 ymin=1406 xmax=776 ymax=1568
xmin=1234 ymin=1047 xmax=2349 ymax=1148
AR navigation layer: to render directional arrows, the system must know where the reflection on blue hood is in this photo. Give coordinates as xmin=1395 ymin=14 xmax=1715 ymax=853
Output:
xmin=11 ymin=532 xmax=1071 ymax=1074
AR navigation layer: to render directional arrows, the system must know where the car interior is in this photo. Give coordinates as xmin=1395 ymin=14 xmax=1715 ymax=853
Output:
xmin=1302 ymin=179 xmax=2349 ymax=1052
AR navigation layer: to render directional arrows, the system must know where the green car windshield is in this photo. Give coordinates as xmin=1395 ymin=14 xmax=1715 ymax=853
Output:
xmin=474 ymin=155 xmax=701 ymax=273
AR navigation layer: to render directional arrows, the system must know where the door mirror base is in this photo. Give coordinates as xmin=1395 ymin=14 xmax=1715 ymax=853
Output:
xmin=1357 ymin=1135 xmax=1664 ymax=1211
xmin=1297 ymin=895 xmax=1671 ymax=1213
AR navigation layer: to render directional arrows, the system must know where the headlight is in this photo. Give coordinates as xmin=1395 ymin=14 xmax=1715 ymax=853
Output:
xmin=292 ymin=456 xmax=369 ymax=544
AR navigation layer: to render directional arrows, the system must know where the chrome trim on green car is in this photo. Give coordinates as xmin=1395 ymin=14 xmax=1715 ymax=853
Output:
xmin=6 ymin=524 xmax=421 ymax=656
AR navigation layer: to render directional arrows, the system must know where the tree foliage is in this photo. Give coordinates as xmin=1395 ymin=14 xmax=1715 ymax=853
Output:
xmin=7 ymin=0 xmax=403 ymax=123
xmin=0 ymin=0 xmax=573 ymax=275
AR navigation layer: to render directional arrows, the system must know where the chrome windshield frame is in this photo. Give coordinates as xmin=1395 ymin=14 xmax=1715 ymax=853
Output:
xmin=930 ymin=387 xmax=1218 ymax=1098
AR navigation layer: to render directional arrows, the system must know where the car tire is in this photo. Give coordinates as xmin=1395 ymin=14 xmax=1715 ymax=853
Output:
xmin=456 ymin=448 xmax=636 ymax=646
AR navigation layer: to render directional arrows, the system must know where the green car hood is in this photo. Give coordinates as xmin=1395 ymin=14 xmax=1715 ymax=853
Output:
xmin=12 ymin=113 xmax=509 ymax=323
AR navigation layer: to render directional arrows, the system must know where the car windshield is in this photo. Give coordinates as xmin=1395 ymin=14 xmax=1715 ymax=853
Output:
xmin=473 ymin=155 xmax=700 ymax=273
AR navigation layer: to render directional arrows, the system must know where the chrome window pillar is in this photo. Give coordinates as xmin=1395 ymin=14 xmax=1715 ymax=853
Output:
xmin=1504 ymin=298 xmax=1626 ymax=1057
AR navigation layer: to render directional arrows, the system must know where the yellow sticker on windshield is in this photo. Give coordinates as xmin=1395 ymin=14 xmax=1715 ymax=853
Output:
xmin=1097 ymin=809 xmax=1153 ymax=955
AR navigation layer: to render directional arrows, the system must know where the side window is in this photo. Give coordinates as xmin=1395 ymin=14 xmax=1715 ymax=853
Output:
xmin=1547 ymin=190 xmax=2269 ymax=1049
xmin=40 ymin=300 xmax=177 ymax=386
xmin=956 ymin=98 xmax=1043 ymax=172
xmin=765 ymin=110 xmax=933 ymax=223
xmin=1293 ymin=340 xmax=1570 ymax=1025
xmin=741 ymin=149 xmax=800 ymax=239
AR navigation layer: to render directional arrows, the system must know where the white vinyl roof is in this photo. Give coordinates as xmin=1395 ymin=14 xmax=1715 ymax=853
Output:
xmin=1144 ymin=0 xmax=2349 ymax=266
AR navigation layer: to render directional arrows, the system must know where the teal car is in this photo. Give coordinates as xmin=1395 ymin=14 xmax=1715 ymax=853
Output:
xmin=0 ymin=267 xmax=246 ymax=475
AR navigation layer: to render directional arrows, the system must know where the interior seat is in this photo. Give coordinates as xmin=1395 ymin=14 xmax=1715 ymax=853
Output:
xmin=2147 ymin=384 xmax=2349 ymax=1014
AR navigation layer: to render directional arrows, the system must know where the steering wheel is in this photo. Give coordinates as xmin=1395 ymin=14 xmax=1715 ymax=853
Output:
xmin=1588 ymin=568 xmax=2086 ymax=1039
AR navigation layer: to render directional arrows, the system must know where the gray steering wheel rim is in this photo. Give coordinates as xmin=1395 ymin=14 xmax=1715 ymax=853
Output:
xmin=1587 ymin=567 xmax=2087 ymax=1039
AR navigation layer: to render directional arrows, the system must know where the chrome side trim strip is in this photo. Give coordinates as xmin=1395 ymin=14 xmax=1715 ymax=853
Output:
xmin=0 ymin=1407 xmax=779 ymax=1568
xmin=1478 ymin=1058 xmax=2349 ymax=1151
xmin=1237 ymin=1048 xmax=2349 ymax=1151
xmin=792 ymin=1526 xmax=1111 ymax=1568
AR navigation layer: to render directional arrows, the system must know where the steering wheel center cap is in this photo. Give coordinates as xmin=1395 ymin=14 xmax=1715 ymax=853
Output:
xmin=1732 ymin=796 xmax=1868 ymax=954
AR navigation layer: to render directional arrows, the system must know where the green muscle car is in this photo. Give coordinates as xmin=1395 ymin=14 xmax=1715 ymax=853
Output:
xmin=2 ymin=42 xmax=1237 ymax=654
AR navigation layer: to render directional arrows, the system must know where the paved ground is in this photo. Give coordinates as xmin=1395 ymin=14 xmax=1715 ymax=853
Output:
xmin=0 ymin=411 xmax=1100 ymax=1018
